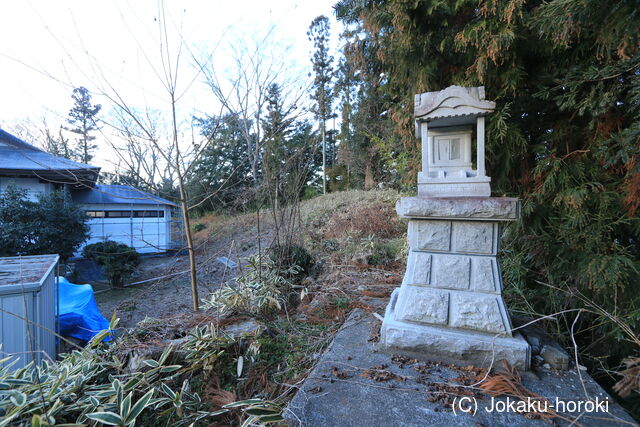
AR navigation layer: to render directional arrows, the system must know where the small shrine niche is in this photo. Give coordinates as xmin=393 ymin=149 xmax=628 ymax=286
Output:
xmin=414 ymin=86 xmax=495 ymax=197
xmin=428 ymin=128 xmax=472 ymax=174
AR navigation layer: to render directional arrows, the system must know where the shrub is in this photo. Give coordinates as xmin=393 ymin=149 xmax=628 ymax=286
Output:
xmin=323 ymin=203 xmax=403 ymax=239
xmin=192 ymin=222 xmax=206 ymax=232
xmin=366 ymin=240 xmax=396 ymax=267
xmin=0 ymin=186 xmax=89 ymax=261
xmin=83 ymin=240 xmax=141 ymax=287
xmin=0 ymin=316 xmax=235 ymax=427
xmin=203 ymin=253 xmax=302 ymax=317
xmin=268 ymin=244 xmax=314 ymax=276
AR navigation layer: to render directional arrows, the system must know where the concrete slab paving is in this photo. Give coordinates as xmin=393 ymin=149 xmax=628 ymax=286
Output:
xmin=285 ymin=310 xmax=637 ymax=427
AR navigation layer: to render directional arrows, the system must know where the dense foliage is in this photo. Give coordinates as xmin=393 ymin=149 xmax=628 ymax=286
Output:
xmin=203 ymin=253 xmax=304 ymax=317
xmin=0 ymin=187 xmax=89 ymax=261
xmin=333 ymin=0 xmax=640 ymax=406
xmin=0 ymin=316 xmax=284 ymax=427
xmin=82 ymin=240 xmax=141 ymax=288
xmin=189 ymin=90 xmax=318 ymax=213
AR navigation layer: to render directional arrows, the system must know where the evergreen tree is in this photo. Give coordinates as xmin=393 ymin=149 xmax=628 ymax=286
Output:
xmin=308 ymin=15 xmax=335 ymax=194
xmin=189 ymin=114 xmax=255 ymax=212
xmin=335 ymin=0 xmax=640 ymax=407
xmin=336 ymin=25 xmax=405 ymax=190
xmin=65 ymin=86 xmax=101 ymax=164
xmin=262 ymin=83 xmax=319 ymax=205
xmin=334 ymin=52 xmax=356 ymax=188
xmin=262 ymin=83 xmax=296 ymax=187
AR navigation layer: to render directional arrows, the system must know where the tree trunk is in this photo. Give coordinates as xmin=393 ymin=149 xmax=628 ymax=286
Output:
xmin=177 ymin=175 xmax=199 ymax=311
xmin=322 ymin=120 xmax=326 ymax=194
xmin=364 ymin=158 xmax=375 ymax=190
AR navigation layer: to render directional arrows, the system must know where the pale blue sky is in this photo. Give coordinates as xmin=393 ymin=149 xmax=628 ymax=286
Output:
xmin=0 ymin=0 xmax=342 ymax=170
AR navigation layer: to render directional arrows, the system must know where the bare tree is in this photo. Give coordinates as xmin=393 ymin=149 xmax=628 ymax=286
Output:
xmin=198 ymin=32 xmax=310 ymax=186
xmin=74 ymin=2 xmax=227 ymax=311
xmin=102 ymin=109 xmax=176 ymax=190
xmin=6 ymin=116 xmax=72 ymax=159
xmin=6 ymin=2 xmax=312 ymax=312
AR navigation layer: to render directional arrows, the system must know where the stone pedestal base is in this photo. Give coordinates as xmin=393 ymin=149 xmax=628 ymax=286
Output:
xmin=381 ymin=196 xmax=531 ymax=370
xmin=381 ymin=289 xmax=531 ymax=370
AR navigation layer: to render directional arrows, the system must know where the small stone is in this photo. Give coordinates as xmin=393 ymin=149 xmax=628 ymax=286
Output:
xmin=223 ymin=319 xmax=262 ymax=337
xmin=526 ymin=335 xmax=542 ymax=355
xmin=542 ymin=363 xmax=551 ymax=369
xmin=540 ymin=345 xmax=570 ymax=370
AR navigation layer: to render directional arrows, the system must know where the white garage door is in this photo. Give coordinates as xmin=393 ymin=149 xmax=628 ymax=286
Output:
xmin=84 ymin=208 xmax=169 ymax=253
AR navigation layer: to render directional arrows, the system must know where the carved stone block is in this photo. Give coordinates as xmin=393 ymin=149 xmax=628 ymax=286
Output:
xmin=449 ymin=293 xmax=508 ymax=334
xmin=394 ymin=286 xmax=449 ymax=326
xmin=408 ymin=220 xmax=450 ymax=252
xmin=403 ymin=251 xmax=432 ymax=285
xmin=432 ymin=255 xmax=470 ymax=290
xmin=471 ymin=257 xmax=498 ymax=293
xmin=452 ymin=222 xmax=495 ymax=254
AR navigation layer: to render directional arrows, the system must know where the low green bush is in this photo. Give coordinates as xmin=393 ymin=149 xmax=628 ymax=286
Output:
xmin=83 ymin=240 xmax=141 ymax=287
xmin=192 ymin=223 xmax=206 ymax=232
xmin=268 ymin=244 xmax=314 ymax=276
xmin=0 ymin=316 xmax=280 ymax=426
xmin=203 ymin=253 xmax=303 ymax=317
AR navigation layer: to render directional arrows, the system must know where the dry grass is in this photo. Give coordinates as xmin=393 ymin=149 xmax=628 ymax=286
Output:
xmin=323 ymin=203 xmax=403 ymax=239
xmin=300 ymin=189 xmax=401 ymax=231
xmin=614 ymin=357 xmax=640 ymax=398
xmin=479 ymin=360 xmax=558 ymax=420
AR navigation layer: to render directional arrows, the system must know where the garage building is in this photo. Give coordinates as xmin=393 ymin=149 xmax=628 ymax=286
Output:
xmin=0 ymin=128 xmax=181 ymax=254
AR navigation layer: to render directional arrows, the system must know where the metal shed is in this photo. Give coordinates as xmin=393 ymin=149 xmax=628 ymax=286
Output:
xmin=0 ymin=255 xmax=59 ymax=369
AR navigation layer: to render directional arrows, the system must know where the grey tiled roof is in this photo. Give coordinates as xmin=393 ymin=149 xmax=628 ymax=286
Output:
xmin=0 ymin=128 xmax=99 ymax=186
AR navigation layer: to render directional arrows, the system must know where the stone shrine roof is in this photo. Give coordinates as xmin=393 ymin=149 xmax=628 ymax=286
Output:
xmin=414 ymin=85 xmax=496 ymax=126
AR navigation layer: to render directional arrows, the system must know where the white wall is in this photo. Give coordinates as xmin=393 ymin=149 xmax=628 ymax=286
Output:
xmin=0 ymin=177 xmax=53 ymax=201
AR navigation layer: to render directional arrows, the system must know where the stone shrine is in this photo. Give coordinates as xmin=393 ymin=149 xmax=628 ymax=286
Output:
xmin=381 ymin=86 xmax=531 ymax=369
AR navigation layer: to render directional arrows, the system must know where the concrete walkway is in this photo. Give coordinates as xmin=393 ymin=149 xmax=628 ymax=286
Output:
xmin=285 ymin=310 xmax=637 ymax=427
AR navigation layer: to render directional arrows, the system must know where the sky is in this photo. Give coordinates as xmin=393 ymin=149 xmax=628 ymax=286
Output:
xmin=0 ymin=0 xmax=343 ymax=171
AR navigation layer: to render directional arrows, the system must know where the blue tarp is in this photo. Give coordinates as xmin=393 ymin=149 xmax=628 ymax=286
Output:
xmin=58 ymin=277 xmax=112 ymax=343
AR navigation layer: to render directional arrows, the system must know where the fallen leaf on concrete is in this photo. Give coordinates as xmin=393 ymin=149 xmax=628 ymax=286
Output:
xmin=331 ymin=366 xmax=353 ymax=379
xmin=360 ymin=366 xmax=406 ymax=382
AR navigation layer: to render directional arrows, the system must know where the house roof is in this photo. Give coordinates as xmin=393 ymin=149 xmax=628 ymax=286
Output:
xmin=72 ymin=184 xmax=178 ymax=207
xmin=0 ymin=128 xmax=100 ymax=187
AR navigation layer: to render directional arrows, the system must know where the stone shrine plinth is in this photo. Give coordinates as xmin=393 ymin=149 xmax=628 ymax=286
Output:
xmin=381 ymin=197 xmax=530 ymax=369
xmin=380 ymin=86 xmax=531 ymax=369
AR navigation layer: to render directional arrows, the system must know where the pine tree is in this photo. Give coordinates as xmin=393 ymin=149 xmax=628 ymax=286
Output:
xmin=308 ymin=15 xmax=334 ymax=194
xmin=65 ymin=86 xmax=101 ymax=164
xmin=335 ymin=53 xmax=356 ymax=187
xmin=262 ymin=83 xmax=295 ymax=187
